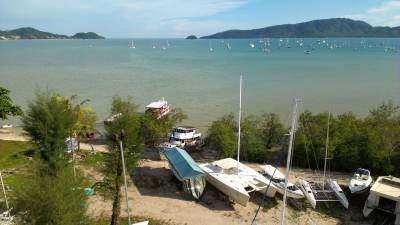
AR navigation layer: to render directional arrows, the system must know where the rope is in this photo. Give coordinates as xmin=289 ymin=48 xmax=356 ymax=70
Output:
xmin=250 ymin=136 xmax=287 ymax=225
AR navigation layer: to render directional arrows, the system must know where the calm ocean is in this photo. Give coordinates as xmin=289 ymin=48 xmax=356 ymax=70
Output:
xmin=0 ymin=38 xmax=398 ymax=130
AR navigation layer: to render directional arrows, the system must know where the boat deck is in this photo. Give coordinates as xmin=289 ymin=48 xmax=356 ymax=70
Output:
xmin=309 ymin=182 xmax=340 ymax=201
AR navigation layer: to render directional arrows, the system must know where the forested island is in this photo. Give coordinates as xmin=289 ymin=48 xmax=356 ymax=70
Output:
xmin=202 ymin=18 xmax=400 ymax=38
xmin=0 ymin=27 xmax=104 ymax=40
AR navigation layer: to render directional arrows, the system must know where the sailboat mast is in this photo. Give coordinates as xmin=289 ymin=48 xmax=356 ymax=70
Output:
xmin=280 ymin=98 xmax=299 ymax=225
xmin=237 ymin=75 xmax=242 ymax=174
xmin=323 ymin=112 xmax=331 ymax=182
xmin=0 ymin=171 xmax=10 ymax=213
xmin=119 ymin=133 xmax=132 ymax=225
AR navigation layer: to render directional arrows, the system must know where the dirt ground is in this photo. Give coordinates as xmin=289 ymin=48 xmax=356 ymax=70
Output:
xmin=83 ymin=149 xmax=374 ymax=225
xmin=1 ymin=127 xmax=377 ymax=225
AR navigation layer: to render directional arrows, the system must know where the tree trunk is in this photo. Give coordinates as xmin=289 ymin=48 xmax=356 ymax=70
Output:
xmin=110 ymin=150 xmax=123 ymax=225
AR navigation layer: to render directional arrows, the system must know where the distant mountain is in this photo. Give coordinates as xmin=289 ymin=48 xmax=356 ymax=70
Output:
xmin=0 ymin=27 xmax=104 ymax=40
xmin=186 ymin=35 xmax=198 ymax=39
xmin=70 ymin=32 xmax=104 ymax=39
xmin=201 ymin=18 xmax=400 ymax=39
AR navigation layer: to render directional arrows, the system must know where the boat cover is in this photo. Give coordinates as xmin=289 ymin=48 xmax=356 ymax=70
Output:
xmin=164 ymin=147 xmax=206 ymax=199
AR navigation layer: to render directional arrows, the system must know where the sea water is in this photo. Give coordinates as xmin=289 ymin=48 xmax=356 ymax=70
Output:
xmin=0 ymin=38 xmax=399 ymax=130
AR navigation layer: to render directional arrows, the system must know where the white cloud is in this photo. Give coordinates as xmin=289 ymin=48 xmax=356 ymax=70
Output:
xmin=345 ymin=0 xmax=400 ymax=27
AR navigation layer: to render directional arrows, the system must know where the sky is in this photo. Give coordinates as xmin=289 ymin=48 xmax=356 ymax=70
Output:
xmin=0 ymin=0 xmax=400 ymax=38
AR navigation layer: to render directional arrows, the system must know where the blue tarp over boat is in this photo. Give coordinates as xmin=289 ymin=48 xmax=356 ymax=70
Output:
xmin=163 ymin=147 xmax=206 ymax=199
xmin=164 ymin=147 xmax=204 ymax=180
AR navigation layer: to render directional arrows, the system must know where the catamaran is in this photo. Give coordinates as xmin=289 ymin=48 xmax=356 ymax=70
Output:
xmin=349 ymin=168 xmax=373 ymax=194
xmin=299 ymin=112 xmax=349 ymax=209
xmin=199 ymin=76 xmax=277 ymax=206
xmin=259 ymin=164 xmax=304 ymax=199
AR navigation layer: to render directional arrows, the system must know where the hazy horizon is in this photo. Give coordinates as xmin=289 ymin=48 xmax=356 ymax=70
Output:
xmin=1 ymin=0 xmax=400 ymax=38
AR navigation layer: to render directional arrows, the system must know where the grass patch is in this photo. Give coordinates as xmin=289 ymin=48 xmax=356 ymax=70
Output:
xmin=0 ymin=140 xmax=32 ymax=169
xmin=78 ymin=151 xmax=108 ymax=168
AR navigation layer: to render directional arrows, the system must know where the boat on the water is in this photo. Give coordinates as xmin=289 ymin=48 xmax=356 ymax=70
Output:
xmin=259 ymin=164 xmax=304 ymax=199
xmin=349 ymin=168 xmax=373 ymax=194
xmin=163 ymin=147 xmax=206 ymax=199
xmin=199 ymin=158 xmax=277 ymax=206
xmin=129 ymin=40 xmax=136 ymax=49
xmin=145 ymin=98 xmax=171 ymax=119
xmin=169 ymin=126 xmax=202 ymax=148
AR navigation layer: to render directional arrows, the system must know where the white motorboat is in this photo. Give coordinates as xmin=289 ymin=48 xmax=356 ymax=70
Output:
xmin=145 ymin=98 xmax=171 ymax=119
xmin=169 ymin=126 xmax=201 ymax=148
xmin=199 ymin=158 xmax=276 ymax=206
xmin=299 ymin=178 xmax=316 ymax=208
xmin=259 ymin=164 xmax=304 ymax=199
xmin=1 ymin=124 xmax=12 ymax=129
xmin=349 ymin=168 xmax=373 ymax=194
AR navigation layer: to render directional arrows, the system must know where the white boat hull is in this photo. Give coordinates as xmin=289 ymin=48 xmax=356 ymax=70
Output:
xmin=349 ymin=177 xmax=373 ymax=194
xmin=328 ymin=179 xmax=349 ymax=209
xmin=274 ymin=184 xmax=304 ymax=199
xmin=299 ymin=179 xmax=316 ymax=208
xmin=204 ymin=170 xmax=250 ymax=206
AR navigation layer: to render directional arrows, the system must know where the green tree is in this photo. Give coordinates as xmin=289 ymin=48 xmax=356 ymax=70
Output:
xmin=140 ymin=108 xmax=187 ymax=145
xmin=15 ymin=163 xmax=88 ymax=225
xmin=105 ymin=96 xmax=143 ymax=225
xmin=260 ymin=113 xmax=285 ymax=149
xmin=0 ymin=86 xmax=22 ymax=120
xmin=364 ymin=100 xmax=400 ymax=174
xmin=206 ymin=114 xmax=237 ymax=158
xmin=240 ymin=115 xmax=265 ymax=162
xmin=18 ymin=90 xmax=88 ymax=225
xmin=22 ymin=91 xmax=77 ymax=172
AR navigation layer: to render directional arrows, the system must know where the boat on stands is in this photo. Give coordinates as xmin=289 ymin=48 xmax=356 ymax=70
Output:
xmin=145 ymin=98 xmax=171 ymax=119
xmin=163 ymin=147 xmax=206 ymax=199
xmin=349 ymin=168 xmax=373 ymax=194
xmin=169 ymin=126 xmax=202 ymax=148
xmin=199 ymin=158 xmax=276 ymax=206
xmin=259 ymin=164 xmax=304 ymax=199
xmin=158 ymin=142 xmax=176 ymax=160
xmin=299 ymin=112 xmax=349 ymax=209
xmin=198 ymin=76 xmax=276 ymax=206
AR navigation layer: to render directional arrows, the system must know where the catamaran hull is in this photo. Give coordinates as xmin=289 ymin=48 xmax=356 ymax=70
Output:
xmin=204 ymin=173 xmax=250 ymax=206
xmin=328 ymin=179 xmax=349 ymax=209
xmin=299 ymin=179 xmax=316 ymax=208
xmin=274 ymin=185 xmax=304 ymax=199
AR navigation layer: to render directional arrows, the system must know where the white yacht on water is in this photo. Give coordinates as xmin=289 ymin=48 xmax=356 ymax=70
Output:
xmin=199 ymin=76 xmax=277 ymax=206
